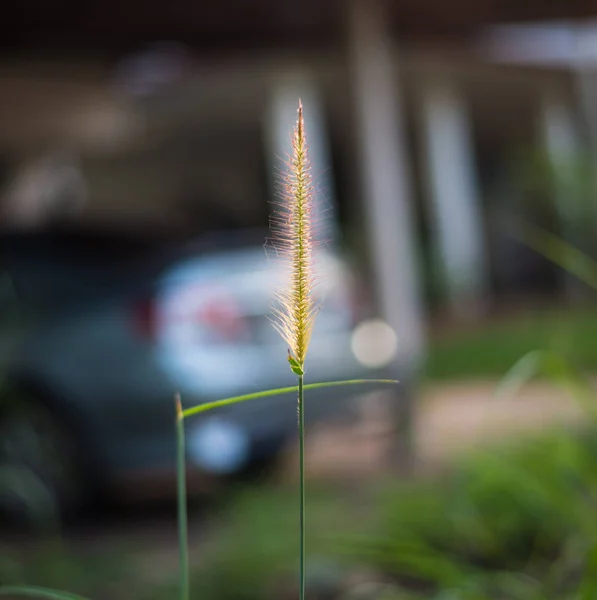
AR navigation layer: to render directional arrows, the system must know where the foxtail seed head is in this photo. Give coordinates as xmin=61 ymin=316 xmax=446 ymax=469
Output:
xmin=271 ymin=100 xmax=318 ymax=372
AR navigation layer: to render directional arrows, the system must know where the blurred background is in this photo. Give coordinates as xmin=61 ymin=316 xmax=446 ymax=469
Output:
xmin=2 ymin=0 xmax=597 ymax=598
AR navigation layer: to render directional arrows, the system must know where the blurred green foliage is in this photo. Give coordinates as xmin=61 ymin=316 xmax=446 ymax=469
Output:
xmin=359 ymin=426 xmax=597 ymax=599
xmin=0 ymin=539 xmax=133 ymax=599
xmin=167 ymin=425 xmax=597 ymax=600
xmin=425 ymin=307 xmax=597 ymax=380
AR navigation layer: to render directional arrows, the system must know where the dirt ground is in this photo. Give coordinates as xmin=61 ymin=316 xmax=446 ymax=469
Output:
xmin=416 ymin=380 xmax=584 ymax=464
xmin=281 ymin=379 xmax=585 ymax=480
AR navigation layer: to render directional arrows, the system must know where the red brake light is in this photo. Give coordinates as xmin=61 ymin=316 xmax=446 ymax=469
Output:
xmin=195 ymin=296 xmax=249 ymax=342
xmin=162 ymin=283 xmax=250 ymax=344
xmin=133 ymin=298 xmax=156 ymax=339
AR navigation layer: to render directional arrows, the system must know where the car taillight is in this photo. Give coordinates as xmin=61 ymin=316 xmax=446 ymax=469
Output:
xmin=195 ymin=296 xmax=249 ymax=343
xmin=161 ymin=283 xmax=251 ymax=345
xmin=133 ymin=298 xmax=157 ymax=339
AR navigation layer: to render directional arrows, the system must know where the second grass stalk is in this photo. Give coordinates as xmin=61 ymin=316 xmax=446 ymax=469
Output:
xmin=175 ymin=394 xmax=189 ymax=600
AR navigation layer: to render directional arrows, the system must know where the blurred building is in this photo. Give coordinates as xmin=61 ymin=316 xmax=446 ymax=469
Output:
xmin=0 ymin=0 xmax=596 ymax=365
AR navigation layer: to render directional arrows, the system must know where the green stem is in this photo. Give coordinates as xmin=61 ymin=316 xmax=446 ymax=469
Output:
xmin=298 ymin=373 xmax=306 ymax=600
xmin=176 ymin=395 xmax=189 ymax=600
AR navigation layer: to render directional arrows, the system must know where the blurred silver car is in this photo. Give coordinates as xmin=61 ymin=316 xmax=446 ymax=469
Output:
xmin=0 ymin=227 xmax=398 ymax=518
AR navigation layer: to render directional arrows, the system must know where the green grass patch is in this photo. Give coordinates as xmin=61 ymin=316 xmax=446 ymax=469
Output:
xmin=425 ymin=307 xmax=597 ymax=380
xmin=0 ymin=539 xmax=134 ymax=600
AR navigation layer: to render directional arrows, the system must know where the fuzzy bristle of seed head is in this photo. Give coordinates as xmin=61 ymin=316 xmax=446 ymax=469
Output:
xmin=270 ymin=100 xmax=317 ymax=369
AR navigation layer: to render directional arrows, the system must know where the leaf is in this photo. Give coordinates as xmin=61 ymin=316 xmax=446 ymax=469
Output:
xmin=577 ymin=544 xmax=597 ymax=600
xmin=512 ymin=223 xmax=597 ymax=291
xmin=497 ymin=350 xmax=597 ymax=422
xmin=0 ymin=465 xmax=59 ymax=529
xmin=495 ymin=350 xmax=543 ymax=401
xmin=181 ymin=379 xmax=398 ymax=419
xmin=0 ymin=586 xmax=92 ymax=600
xmin=290 ymin=365 xmax=303 ymax=376
xmin=287 ymin=351 xmax=304 ymax=376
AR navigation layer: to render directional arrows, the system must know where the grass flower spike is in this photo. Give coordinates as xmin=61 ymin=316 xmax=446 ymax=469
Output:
xmin=271 ymin=99 xmax=317 ymax=600
xmin=273 ymin=100 xmax=317 ymax=374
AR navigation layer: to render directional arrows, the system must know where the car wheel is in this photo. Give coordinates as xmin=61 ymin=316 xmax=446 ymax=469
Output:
xmin=0 ymin=393 xmax=84 ymax=527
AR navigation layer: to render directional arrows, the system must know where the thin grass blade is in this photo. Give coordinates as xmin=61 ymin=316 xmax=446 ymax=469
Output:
xmin=578 ymin=544 xmax=597 ymax=600
xmin=0 ymin=586 xmax=92 ymax=600
xmin=175 ymin=394 xmax=190 ymax=600
xmin=513 ymin=223 xmax=597 ymax=290
xmin=495 ymin=351 xmax=544 ymax=401
xmin=497 ymin=350 xmax=597 ymax=422
xmin=181 ymin=379 xmax=398 ymax=419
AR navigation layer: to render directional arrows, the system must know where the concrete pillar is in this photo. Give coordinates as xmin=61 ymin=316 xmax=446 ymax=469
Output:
xmin=347 ymin=0 xmax=425 ymax=374
xmin=420 ymin=78 xmax=487 ymax=319
xmin=263 ymin=71 xmax=339 ymax=245
xmin=347 ymin=0 xmax=423 ymax=471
